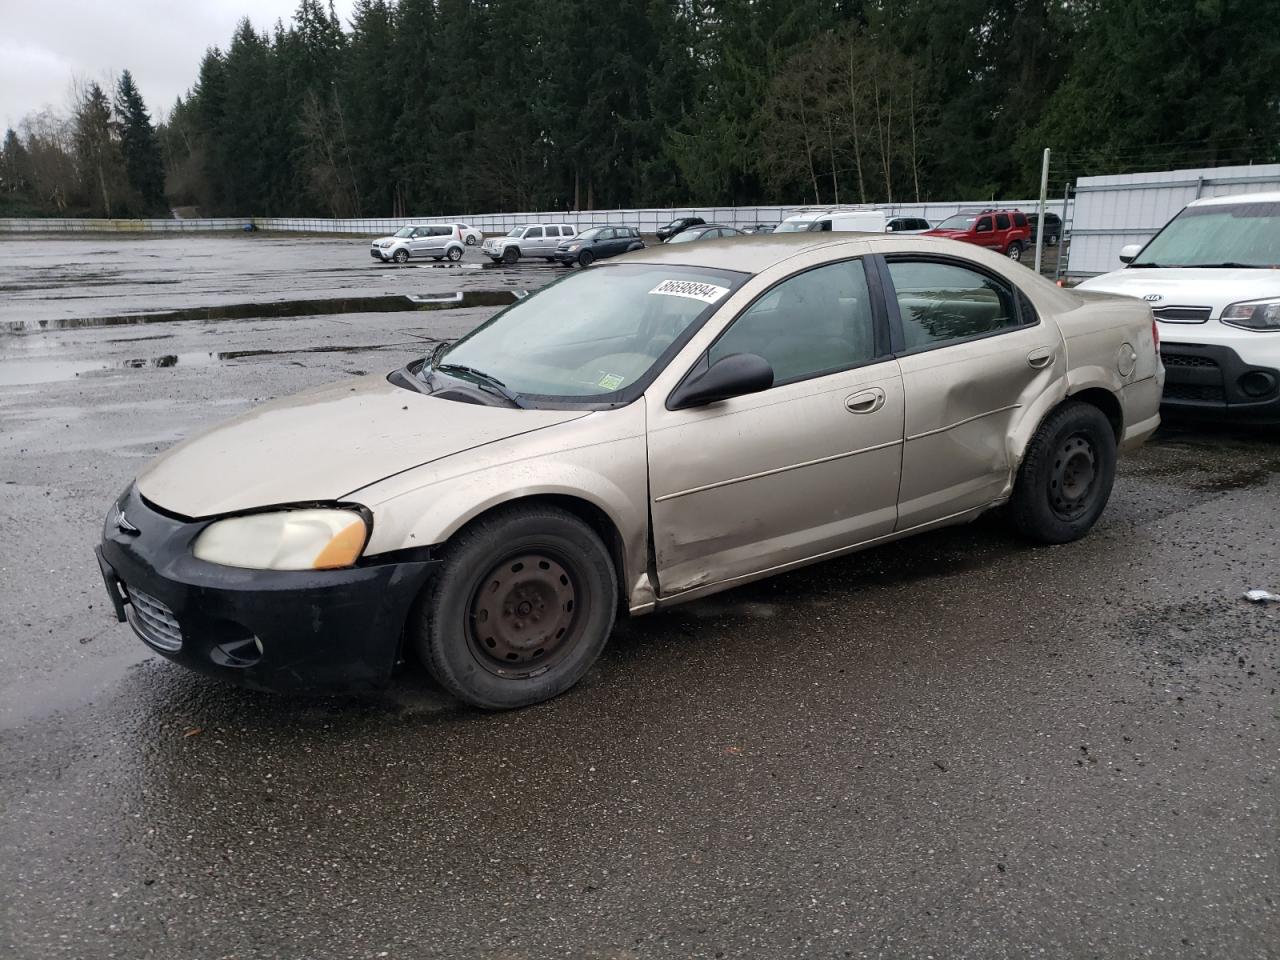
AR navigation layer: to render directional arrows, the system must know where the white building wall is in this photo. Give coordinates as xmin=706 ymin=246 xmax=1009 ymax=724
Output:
xmin=1066 ymin=164 xmax=1280 ymax=276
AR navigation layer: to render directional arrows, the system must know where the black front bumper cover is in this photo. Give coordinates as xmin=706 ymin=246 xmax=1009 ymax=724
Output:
xmin=97 ymin=485 xmax=440 ymax=693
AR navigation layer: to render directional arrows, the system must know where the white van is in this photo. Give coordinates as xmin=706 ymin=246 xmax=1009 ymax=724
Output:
xmin=1077 ymin=191 xmax=1280 ymax=422
xmin=774 ymin=208 xmax=888 ymax=234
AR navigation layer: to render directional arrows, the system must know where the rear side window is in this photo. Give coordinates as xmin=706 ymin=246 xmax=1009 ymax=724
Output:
xmin=995 ymin=213 xmax=1011 ymax=230
xmin=430 ymin=226 xmax=451 ymax=236
xmin=1013 ymin=212 xmax=1027 ymax=228
xmin=886 ymin=259 xmax=1022 ymax=351
xmin=710 ymin=259 xmax=877 ymax=384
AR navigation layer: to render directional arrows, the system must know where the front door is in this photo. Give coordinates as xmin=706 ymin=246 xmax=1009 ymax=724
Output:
xmin=880 ymin=255 xmax=1066 ymax=529
xmin=646 ymin=257 xmax=905 ymax=597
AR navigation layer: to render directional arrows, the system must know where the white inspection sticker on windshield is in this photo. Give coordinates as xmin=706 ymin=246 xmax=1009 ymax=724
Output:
xmin=649 ymin=279 xmax=730 ymax=304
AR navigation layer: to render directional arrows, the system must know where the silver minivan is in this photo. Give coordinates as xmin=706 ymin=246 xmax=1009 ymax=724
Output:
xmin=482 ymin=224 xmax=578 ymax=264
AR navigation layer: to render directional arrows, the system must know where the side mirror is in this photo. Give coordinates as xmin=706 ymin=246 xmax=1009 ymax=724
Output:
xmin=668 ymin=353 xmax=774 ymax=410
xmin=1119 ymin=243 xmax=1143 ymax=264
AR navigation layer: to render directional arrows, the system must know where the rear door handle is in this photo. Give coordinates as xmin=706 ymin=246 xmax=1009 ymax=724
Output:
xmin=1027 ymin=347 xmax=1056 ymax=369
xmin=845 ymin=388 xmax=886 ymax=414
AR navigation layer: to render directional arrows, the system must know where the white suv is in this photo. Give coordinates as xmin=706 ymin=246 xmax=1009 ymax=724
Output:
xmin=370 ymin=225 xmax=465 ymax=264
xmin=1078 ymin=191 xmax=1280 ymax=422
xmin=482 ymin=224 xmax=577 ymax=264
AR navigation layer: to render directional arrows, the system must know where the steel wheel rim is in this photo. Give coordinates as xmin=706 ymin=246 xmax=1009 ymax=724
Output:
xmin=466 ymin=552 xmax=581 ymax=678
xmin=1049 ymin=433 xmax=1097 ymax=520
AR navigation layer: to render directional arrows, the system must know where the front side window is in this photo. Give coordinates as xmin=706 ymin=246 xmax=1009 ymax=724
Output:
xmin=436 ymin=263 xmax=747 ymax=401
xmin=525 ymin=226 xmax=544 ymax=239
xmin=709 ymin=260 xmax=877 ymax=384
xmin=975 ymin=217 xmax=993 ymax=233
xmin=887 ymin=259 xmax=1022 ymax=351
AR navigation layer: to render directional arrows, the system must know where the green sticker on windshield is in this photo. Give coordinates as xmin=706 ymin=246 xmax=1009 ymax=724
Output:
xmin=598 ymin=373 xmax=625 ymax=390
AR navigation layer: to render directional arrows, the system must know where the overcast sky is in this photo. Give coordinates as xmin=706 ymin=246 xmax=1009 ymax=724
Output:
xmin=1 ymin=0 xmax=355 ymax=131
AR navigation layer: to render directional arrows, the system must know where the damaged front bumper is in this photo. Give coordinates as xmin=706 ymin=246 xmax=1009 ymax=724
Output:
xmin=97 ymin=485 xmax=440 ymax=694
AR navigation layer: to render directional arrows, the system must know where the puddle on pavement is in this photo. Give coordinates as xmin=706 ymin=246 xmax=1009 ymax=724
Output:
xmin=4 ymin=290 xmax=522 ymax=332
xmin=0 ymin=342 xmax=424 ymax=387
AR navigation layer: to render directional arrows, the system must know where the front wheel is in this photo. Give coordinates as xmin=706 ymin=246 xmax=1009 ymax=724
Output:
xmin=447 ymin=246 xmax=463 ymax=262
xmin=502 ymin=246 xmax=520 ymax=265
xmin=1009 ymin=401 xmax=1117 ymax=544
xmin=413 ymin=505 xmax=618 ymax=710
xmin=577 ymin=249 xmax=595 ymax=267
xmin=392 ymin=248 xmax=410 ymax=264
xmin=1005 ymin=241 xmax=1023 ymax=262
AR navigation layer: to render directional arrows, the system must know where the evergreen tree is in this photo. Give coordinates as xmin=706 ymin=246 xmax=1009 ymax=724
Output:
xmin=114 ymin=70 xmax=168 ymax=212
xmin=72 ymin=81 xmax=128 ymax=216
xmin=1 ymin=129 xmax=31 ymax=194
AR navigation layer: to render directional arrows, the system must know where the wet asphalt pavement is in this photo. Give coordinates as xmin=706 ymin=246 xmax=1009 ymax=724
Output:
xmin=1 ymin=235 xmax=1277 ymax=959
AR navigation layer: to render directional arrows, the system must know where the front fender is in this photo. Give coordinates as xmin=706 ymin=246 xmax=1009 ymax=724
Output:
xmin=352 ymin=404 xmax=655 ymax=610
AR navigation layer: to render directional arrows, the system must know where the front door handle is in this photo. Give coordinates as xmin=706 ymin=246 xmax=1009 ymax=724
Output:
xmin=1027 ymin=347 xmax=1056 ymax=369
xmin=845 ymin=388 xmax=886 ymax=414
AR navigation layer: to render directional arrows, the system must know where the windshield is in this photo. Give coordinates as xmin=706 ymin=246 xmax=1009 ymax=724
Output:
xmin=433 ymin=263 xmax=746 ymax=402
xmin=577 ymin=228 xmax=604 ymax=240
xmin=394 ymin=227 xmax=414 ymax=238
xmin=1133 ymin=201 xmax=1280 ymax=267
xmin=934 ymin=214 xmax=976 ymax=231
xmin=505 ymin=227 xmax=524 ymax=238
xmin=667 ymin=229 xmax=701 ymax=243
xmin=774 ymin=219 xmax=813 ymax=233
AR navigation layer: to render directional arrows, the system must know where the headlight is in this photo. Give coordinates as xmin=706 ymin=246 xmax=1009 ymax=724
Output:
xmin=567 ymin=243 xmax=581 ymax=251
xmin=193 ymin=509 xmax=368 ymax=570
xmin=1222 ymin=298 xmax=1280 ymax=331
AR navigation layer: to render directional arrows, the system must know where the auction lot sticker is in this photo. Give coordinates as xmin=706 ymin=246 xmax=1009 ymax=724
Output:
xmin=649 ymin=279 xmax=730 ymax=304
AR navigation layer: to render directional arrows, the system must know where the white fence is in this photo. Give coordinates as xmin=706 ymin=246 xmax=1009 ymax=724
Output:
xmin=0 ymin=199 xmax=1062 ymax=237
xmin=0 ymin=217 xmax=253 ymax=233
xmin=1066 ymin=163 xmax=1280 ymax=276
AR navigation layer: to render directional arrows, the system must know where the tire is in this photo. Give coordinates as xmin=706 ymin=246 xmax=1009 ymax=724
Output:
xmin=412 ymin=505 xmax=618 ymax=710
xmin=488 ymin=256 xmax=502 ymax=264
xmin=1005 ymin=241 xmax=1023 ymax=262
xmin=466 ymin=235 xmax=477 ymax=246
xmin=577 ymin=249 xmax=595 ymax=267
xmin=502 ymin=246 xmax=520 ymax=265
xmin=447 ymin=246 xmax=463 ymax=262
xmin=392 ymin=248 xmax=410 ymax=264
xmin=1009 ymin=400 xmax=1117 ymax=544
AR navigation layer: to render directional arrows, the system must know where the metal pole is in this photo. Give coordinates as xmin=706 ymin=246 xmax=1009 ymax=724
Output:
xmin=1055 ymin=178 xmax=1071 ymax=283
xmin=1034 ymin=148 xmax=1050 ymax=274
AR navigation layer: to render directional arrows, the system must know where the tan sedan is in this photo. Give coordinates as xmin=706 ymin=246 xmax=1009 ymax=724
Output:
xmin=96 ymin=234 xmax=1163 ymax=708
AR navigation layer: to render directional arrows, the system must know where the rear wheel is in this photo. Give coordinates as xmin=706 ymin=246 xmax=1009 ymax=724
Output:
xmin=447 ymin=246 xmax=463 ymax=262
xmin=1005 ymin=241 xmax=1023 ymax=262
xmin=1009 ymin=401 xmax=1117 ymax=544
xmin=502 ymin=246 xmax=520 ymax=265
xmin=392 ymin=248 xmax=410 ymax=264
xmin=466 ymin=235 xmax=477 ymax=245
xmin=413 ymin=505 xmax=617 ymax=710
xmin=577 ymin=249 xmax=595 ymax=267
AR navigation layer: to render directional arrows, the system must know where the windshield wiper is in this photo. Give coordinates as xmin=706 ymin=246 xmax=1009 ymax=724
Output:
xmin=1129 ymin=262 xmax=1164 ymax=268
xmin=436 ymin=362 xmax=529 ymax=409
xmin=1188 ymin=261 xmax=1271 ymax=269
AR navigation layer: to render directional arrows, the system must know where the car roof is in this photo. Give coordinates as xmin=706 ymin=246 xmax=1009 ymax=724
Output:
xmin=1189 ymin=190 xmax=1280 ymax=207
xmin=614 ymin=232 xmax=963 ymax=273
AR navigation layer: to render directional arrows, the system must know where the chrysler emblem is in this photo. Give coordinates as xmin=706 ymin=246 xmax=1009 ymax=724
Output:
xmin=1143 ymin=293 xmax=1163 ymax=302
xmin=115 ymin=507 xmax=139 ymax=535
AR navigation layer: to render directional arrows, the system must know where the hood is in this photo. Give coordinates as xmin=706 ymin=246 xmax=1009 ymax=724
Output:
xmin=923 ymin=228 xmax=965 ymax=238
xmin=1077 ymin=267 xmax=1280 ymax=316
xmin=136 ymin=374 xmax=587 ymax=518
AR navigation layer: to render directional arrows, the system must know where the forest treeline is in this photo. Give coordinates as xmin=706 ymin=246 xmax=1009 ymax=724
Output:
xmin=2 ymin=0 xmax=1278 ymax=219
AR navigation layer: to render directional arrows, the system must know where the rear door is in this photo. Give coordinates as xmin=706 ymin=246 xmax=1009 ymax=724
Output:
xmin=879 ymin=254 xmax=1065 ymax=528
xmin=646 ymin=256 xmax=905 ymax=596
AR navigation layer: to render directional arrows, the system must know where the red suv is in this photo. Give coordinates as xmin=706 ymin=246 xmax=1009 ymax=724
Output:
xmin=925 ymin=208 xmax=1031 ymax=262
